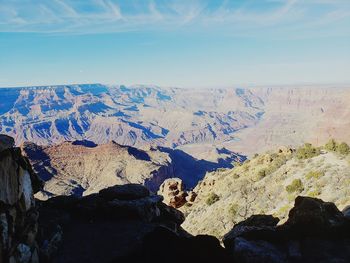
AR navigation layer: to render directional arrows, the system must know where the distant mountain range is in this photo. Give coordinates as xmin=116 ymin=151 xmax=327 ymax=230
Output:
xmin=1 ymin=84 xmax=350 ymax=157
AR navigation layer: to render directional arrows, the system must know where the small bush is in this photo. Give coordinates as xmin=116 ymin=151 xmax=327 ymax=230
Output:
xmin=296 ymin=143 xmax=321 ymax=159
xmin=305 ymin=170 xmax=324 ymax=180
xmin=286 ymin=179 xmax=304 ymax=193
xmin=307 ymin=189 xmax=321 ymax=197
xmin=337 ymin=142 xmax=350 ymax=155
xmin=206 ymin=193 xmax=220 ymax=205
xmin=257 ymin=169 xmax=267 ymax=179
xmin=232 ymin=173 xmax=240 ymax=179
xmin=325 ymin=139 xmax=337 ymax=152
xmin=228 ymin=203 xmax=239 ymax=218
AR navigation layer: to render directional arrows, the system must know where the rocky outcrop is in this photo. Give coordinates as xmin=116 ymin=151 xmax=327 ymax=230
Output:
xmin=36 ymin=184 xmax=230 ymax=262
xmin=0 ymin=134 xmax=42 ymax=263
xmin=223 ymin=196 xmax=350 ymax=263
xmin=158 ymin=178 xmax=189 ymax=208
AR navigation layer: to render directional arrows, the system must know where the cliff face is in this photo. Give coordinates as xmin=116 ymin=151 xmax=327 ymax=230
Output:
xmin=0 ymin=135 xmax=42 ymax=263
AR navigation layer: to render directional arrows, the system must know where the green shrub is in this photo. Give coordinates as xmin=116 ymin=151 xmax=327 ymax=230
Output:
xmin=296 ymin=143 xmax=321 ymax=159
xmin=257 ymin=169 xmax=267 ymax=179
xmin=206 ymin=193 xmax=220 ymax=205
xmin=305 ymin=170 xmax=324 ymax=180
xmin=228 ymin=203 xmax=239 ymax=218
xmin=286 ymin=179 xmax=304 ymax=193
xmin=337 ymin=142 xmax=350 ymax=155
xmin=325 ymin=139 xmax=337 ymax=152
xmin=307 ymin=189 xmax=321 ymax=197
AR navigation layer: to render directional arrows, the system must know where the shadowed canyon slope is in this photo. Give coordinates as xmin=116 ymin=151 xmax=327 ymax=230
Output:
xmin=1 ymin=84 xmax=349 ymax=157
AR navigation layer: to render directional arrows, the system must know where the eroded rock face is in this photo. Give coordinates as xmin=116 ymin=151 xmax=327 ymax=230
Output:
xmin=0 ymin=135 xmax=42 ymax=263
xmin=158 ymin=178 xmax=189 ymax=208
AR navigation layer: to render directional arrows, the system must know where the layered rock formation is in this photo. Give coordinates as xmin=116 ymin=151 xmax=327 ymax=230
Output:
xmin=0 ymin=135 xmax=42 ymax=263
xmin=1 ymin=84 xmax=350 ymax=157
xmin=0 ymin=84 xmax=263 ymax=152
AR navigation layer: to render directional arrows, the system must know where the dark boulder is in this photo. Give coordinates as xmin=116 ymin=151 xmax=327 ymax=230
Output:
xmin=99 ymin=184 xmax=150 ymax=201
xmin=282 ymin=196 xmax=348 ymax=236
xmin=223 ymin=215 xmax=280 ymax=250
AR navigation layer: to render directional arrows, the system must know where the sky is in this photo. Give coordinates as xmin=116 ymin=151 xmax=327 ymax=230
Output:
xmin=0 ymin=0 xmax=350 ymax=88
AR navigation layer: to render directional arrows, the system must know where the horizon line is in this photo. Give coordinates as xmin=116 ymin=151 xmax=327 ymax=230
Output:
xmin=0 ymin=82 xmax=350 ymax=90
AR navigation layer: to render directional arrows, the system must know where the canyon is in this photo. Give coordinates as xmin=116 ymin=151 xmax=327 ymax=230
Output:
xmin=1 ymin=84 xmax=349 ymax=159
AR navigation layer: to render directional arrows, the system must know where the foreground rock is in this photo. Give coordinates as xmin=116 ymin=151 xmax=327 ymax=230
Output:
xmin=223 ymin=196 xmax=350 ymax=263
xmin=0 ymin=134 xmax=42 ymax=263
xmin=37 ymin=184 xmax=233 ymax=262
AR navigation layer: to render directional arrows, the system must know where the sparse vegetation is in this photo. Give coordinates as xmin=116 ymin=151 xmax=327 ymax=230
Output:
xmin=325 ymin=139 xmax=338 ymax=152
xmin=305 ymin=170 xmax=324 ymax=180
xmin=296 ymin=143 xmax=321 ymax=159
xmin=286 ymin=179 xmax=304 ymax=193
xmin=206 ymin=192 xmax=220 ymax=205
xmin=337 ymin=142 xmax=350 ymax=155
xmin=257 ymin=169 xmax=267 ymax=179
xmin=182 ymin=144 xmax=350 ymax=239
xmin=228 ymin=203 xmax=239 ymax=219
xmin=324 ymin=139 xmax=349 ymax=155
xmin=307 ymin=189 xmax=321 ymax=197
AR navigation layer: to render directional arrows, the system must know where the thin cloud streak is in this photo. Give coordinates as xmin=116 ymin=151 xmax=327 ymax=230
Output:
xmin=0 ymin=0 xmax=349 ymax=37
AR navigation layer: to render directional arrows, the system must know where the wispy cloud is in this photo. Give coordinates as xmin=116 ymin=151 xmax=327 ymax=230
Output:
xmin=0 ymin=0 xmax=349 ymax=37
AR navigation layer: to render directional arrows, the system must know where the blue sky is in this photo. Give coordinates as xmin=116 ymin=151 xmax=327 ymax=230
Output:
xmin=0 ymin=0 xmax=350 ymax=88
